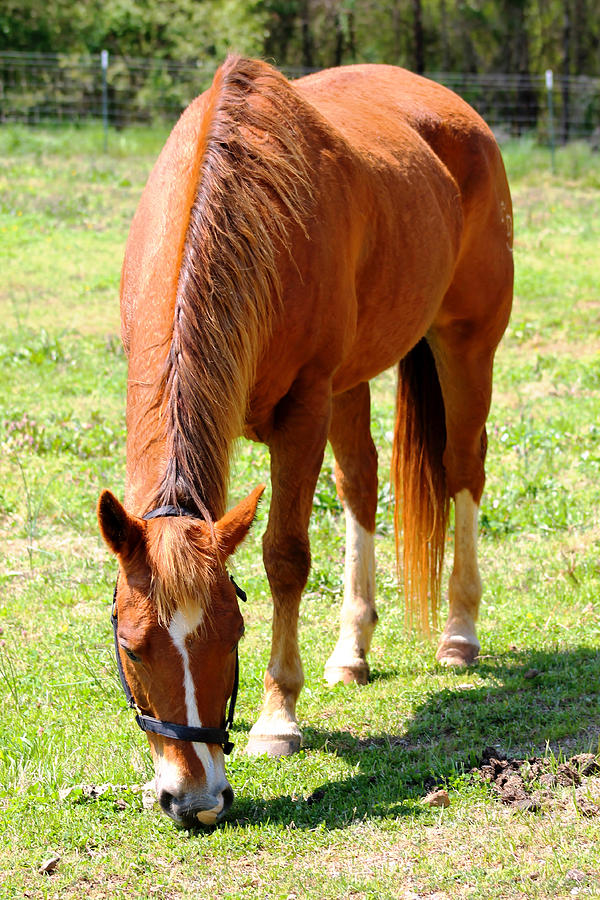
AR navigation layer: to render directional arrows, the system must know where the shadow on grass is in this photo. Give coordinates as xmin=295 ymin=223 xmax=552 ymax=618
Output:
xmin=225 ymin=645 xmax=600 ymax=831
xmin=227 ymin=769 xmax=422 ymax=832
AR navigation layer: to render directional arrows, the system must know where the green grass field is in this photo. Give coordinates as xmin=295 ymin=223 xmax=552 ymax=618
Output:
xmin=0 ymin=124 xmax=599 ymax=899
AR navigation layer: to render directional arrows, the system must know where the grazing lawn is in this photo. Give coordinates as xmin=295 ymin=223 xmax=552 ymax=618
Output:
xmin=0 ymin=124 xmax=599 ymax=899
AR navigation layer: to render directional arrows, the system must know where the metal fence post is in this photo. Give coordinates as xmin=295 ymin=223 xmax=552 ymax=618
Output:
xmin=545 ymin=69 xmax=555 ymax=173
xmin=101 ymin=49 xmax=109 ymax=151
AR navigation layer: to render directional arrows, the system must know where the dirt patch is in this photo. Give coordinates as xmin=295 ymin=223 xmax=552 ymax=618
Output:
xmin=472 ymin=748 xmax=600 ymax=814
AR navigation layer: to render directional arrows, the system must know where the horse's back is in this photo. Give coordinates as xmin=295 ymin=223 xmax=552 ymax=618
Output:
xmin=296 ymin=64 xmax=481 ymax=133
xmin=294 ymin=64 xmax=508 ymax=209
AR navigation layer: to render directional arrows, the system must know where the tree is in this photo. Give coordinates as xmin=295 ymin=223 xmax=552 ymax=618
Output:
xmin=1 ymin=0 xmax=599 ymax=75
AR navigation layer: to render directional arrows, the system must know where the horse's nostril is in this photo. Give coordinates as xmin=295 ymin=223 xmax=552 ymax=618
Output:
xmin=221 ymin=786 xmax=234 ymax=812
xmin=158 ymin=790 xmax=175 ymax=814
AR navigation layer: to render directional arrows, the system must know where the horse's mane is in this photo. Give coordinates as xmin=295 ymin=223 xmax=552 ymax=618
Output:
xmin=145 ymin=517 xmax=214 ymax=625
xmin=151 ymin=55 xmax=312 ymax=525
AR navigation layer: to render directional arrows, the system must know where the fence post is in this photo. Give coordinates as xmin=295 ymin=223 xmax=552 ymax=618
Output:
xmin=101 ymin=49 xmax=109 ymax=152
xmin=545 ymin=69 xmax=555 ymax=173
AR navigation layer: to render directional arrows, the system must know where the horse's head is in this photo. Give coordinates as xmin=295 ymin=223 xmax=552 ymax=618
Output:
xmin=97 ymin=485 xmax=264 ymax=827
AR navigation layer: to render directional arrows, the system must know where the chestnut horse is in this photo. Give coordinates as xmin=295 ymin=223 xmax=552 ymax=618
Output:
xmin=98 ymin=55 xmax=513 ymax=826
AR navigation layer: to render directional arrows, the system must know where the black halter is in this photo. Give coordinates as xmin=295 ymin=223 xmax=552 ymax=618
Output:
xmin=111 ymin=504 xmax=246 ymax=755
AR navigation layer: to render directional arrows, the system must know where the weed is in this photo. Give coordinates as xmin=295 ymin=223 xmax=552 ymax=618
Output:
xmin=13 ymin=459 xmax=57 ymax=570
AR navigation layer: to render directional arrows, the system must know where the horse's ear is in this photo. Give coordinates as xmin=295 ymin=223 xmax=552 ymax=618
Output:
xmin=216 ymin=485 xmax=265 ymax=559
xmin=97 ymin=490 xmax=145 ymax=559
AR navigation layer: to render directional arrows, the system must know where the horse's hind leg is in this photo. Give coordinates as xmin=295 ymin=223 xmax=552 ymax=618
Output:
xmin=430 ymin=274 xmax=512 ymax=666
xmin=427 ymin=330 xmax=489 ymax=665
xmin=325 ymin=382 xmax=379 ymax=685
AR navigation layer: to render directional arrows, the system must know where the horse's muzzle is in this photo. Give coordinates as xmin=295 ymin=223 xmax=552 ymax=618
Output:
xmin=158 ymin=785 xmax=234 ymax=828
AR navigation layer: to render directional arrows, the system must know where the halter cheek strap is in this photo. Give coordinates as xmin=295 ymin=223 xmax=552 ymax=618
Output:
xmin=110 ymin=505 xmax=246 ymax=755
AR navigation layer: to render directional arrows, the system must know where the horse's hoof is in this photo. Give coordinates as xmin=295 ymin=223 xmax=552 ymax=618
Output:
xmin=245 ymin=734 xmax=302 ymax=757
xmin=436 ymin=638 xmax=479 ymax=667
xmin=324 ymin=662 xmax=370 ymax=685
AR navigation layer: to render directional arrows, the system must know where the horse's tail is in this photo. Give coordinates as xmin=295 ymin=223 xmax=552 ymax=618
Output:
xmin=391 ymin=338 xmax=449 ymax=633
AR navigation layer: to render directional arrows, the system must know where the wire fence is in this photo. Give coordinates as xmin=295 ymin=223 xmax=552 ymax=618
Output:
xmin=1 ymin=51 xmax=599 ymax=145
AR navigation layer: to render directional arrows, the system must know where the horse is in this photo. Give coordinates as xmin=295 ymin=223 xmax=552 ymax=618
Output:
xmin=98 ymin=55 xmax=513 ymax=827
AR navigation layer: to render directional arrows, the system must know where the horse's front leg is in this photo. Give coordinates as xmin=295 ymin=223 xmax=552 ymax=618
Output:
xmin=246 ymin=379 xmax=331 ymax=757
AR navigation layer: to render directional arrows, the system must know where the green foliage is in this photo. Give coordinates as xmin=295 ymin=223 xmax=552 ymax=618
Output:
xmin=1 ymin=0 xmax=599 ymax=74
xmin=0 ymin=0 xmax=269 ymax=59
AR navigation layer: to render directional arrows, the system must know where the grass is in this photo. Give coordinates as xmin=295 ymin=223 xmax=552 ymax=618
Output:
xmin=0 ymin=124 xmax=599 ymax=899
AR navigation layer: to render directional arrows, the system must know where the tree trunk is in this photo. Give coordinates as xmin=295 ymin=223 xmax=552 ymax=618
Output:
xmin=334 ymin=11 xmax=344 ymax=66
xmin=300 ymin=0 xmax=314 ymax=68
xmin=412 ymin=0 xmax=425 ymax=73
xmin=347 ymin=9 xmax=356 ymax=62
xmin=440 ymin=0 xmax=450 ymax=70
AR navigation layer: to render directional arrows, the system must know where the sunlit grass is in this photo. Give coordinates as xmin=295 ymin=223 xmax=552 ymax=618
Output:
xmin=0 ymin=128 xmax=599 ymax=898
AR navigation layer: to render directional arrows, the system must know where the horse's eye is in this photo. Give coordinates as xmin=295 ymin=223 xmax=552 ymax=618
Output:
xmin=232 ymin=624 xmax=245 ymax=651
xmin=123 ymin=647 xmax=141 ymax=663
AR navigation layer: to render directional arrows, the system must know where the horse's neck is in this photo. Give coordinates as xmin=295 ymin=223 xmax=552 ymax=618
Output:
xmin=123 ymin=345 xmax=174 ymax=515
xmin=123 ymin=340 xmax=240 ymax=520
xmin=119 ymin=62 xmax=339 ymax=518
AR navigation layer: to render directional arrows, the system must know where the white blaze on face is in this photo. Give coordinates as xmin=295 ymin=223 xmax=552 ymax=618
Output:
xmin=165 ymin=606 xmax=229 ymax=810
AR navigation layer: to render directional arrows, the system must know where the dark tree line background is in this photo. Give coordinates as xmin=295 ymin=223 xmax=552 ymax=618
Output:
xmin=1 ymin=0 xmax=599 ymax=76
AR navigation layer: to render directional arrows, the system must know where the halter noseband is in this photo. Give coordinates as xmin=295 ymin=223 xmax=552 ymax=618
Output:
xmin=111 ymin=504 xmax=246 ymax=756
